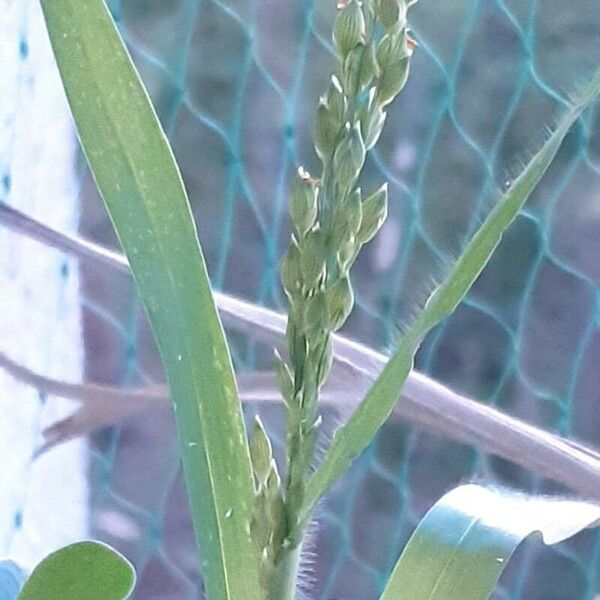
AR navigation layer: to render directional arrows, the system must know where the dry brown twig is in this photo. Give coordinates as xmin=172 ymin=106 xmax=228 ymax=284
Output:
xmin=1 ymin=202 xmax=600 ymax=501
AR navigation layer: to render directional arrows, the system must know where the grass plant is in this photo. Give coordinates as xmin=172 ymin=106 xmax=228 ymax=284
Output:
xmin=3 ymin=1 xmax=600 ymax=598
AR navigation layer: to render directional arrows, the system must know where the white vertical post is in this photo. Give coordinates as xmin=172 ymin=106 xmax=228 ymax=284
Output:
xmin=0 ymin=0 xmax=88 ymax=569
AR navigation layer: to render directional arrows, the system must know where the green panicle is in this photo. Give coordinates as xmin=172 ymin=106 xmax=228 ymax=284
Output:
xmin=276 ymin=0 xmax=420 ymax=590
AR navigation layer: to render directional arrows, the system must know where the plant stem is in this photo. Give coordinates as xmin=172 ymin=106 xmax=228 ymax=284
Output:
xmin=270 ymin=544 xmax=302 ymax=600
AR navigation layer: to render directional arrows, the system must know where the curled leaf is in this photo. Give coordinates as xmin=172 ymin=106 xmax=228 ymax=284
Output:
xmin=380 ymin=485 xmax=600 ymax=600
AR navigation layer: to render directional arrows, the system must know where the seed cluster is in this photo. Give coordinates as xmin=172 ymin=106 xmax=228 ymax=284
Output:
xmin=250 ymin=0 xmax=420 ymax=586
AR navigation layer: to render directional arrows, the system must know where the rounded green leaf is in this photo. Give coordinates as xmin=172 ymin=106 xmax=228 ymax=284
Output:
xmin=18 ymin=542 xmax=135 ymax=600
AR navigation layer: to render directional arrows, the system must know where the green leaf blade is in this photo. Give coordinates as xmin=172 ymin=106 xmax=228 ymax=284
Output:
xmin=39 ymin=1 xmax=263 ymax=598
xmin=300 ymin=70 xmax=600 ymax=524
xmin=17 ymin=541 xmax=135 ymax=600
xmin=379 ymin=485 xmax=600 ymax=600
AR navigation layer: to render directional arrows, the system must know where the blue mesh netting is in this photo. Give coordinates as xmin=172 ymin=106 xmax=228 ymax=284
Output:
xmin=3 ymin=0 xmax=600 ymax=598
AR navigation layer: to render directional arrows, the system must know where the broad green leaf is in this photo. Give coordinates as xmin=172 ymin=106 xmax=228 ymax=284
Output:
xmin=300 ymin=70 xmax=600 ymax=525
xmin=39 ymin=1 xmax=263 ymax=598
xmin=379 ymin=485 xmax=600 ymax=600
xmin=0 ymin=560 xmax=25 ymax=600
xmin=17 ymin=542 xmax=135 ymax=600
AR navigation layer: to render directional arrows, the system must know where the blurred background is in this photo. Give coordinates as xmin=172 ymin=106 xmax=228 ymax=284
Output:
xmin=1 ymin=0 xmax=600 ymax=598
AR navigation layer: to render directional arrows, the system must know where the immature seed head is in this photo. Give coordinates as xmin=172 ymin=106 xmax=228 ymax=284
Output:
xmin=326 ymin=276 xmax=355 ymax=331
xmin=290 ymin=168 xmax=319 ymax=236
xmin=278 ymin=0 xmax=420 ymax=546
xmin=315 ymin=100 xmax=343 ymax=160
xmin=357 ymin=183 xmax=388 ymax=244
xmin=249 ymin=415 xmax=273 ymax=486
xmin=333 ymin=0 xmax=366 ymax=58
xmin=333 ymin=122 xmax=366 ymax=191
xmin=376 ymin=0 xmax=407 ymax=30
